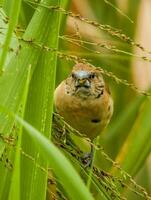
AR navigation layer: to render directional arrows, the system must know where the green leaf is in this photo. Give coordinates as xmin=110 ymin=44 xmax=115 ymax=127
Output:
xmin=8 ymin=60 xmax=31 ymax=200
xmin=0 ymin=0 xmax=64 ymax=199
xmin=20 ymin=0 xmax=66 ymax=200
xmin=16 ymin=115 xmax=94 ymax=200
xmin=0 ymin=9 xmax=18 ymax=68
xmin=0 ymin=0 xmax=21 ymax=71
xmin=8 ymin=132 xmax=21 ymax=200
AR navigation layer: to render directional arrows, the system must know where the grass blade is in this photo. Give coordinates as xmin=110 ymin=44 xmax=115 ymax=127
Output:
xmin=0 ymin=0 xmax=21 ymax=71
xmin=16 ymin=115 xmax=94 ymax=200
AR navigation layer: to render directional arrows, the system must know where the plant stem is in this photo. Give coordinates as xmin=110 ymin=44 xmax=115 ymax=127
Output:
xmin=87 ymin=137 xmax=99 ymax=189
xmin=0 ymin=0 xmax=21 ymax=72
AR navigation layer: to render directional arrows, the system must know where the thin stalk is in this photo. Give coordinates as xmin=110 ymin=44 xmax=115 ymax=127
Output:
xmin=0 ymin=0 xmax=21 ymax=72
xmin=87 ymin=138 xmax=99 ymax=189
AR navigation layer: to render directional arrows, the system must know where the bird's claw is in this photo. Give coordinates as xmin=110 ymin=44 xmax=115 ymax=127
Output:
xmin=81 ymin=152 xmax=93 ymax=168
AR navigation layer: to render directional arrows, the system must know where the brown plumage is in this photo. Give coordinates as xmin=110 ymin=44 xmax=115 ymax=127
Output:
xmin=54 ymin=63 xmax=113 ymax=140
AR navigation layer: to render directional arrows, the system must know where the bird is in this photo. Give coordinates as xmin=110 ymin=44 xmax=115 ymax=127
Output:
xmin=54 ymin=63 xmax=113 ymax=166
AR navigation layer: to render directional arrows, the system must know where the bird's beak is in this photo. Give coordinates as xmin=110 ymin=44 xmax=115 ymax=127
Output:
xmin=73 ymin=70 xmax=91 ymax=88
xmin=75 ymin=79 xmax=90 ymax=88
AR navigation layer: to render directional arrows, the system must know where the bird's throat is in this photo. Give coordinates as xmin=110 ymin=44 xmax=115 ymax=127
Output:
xmin=75 ymin=86 xmax=91 ymax=98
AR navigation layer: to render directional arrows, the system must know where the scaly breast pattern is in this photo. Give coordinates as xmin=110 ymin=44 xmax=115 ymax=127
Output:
xmin=54 ymin=82 xmax=113 ymax=139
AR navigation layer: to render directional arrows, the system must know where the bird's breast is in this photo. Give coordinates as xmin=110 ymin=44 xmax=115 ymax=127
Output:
xmin=54 ymin=82 xmax=113 ymax=139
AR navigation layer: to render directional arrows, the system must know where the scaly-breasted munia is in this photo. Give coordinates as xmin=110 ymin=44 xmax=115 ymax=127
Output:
xmin=54 ymin=63 xmax=113 ymax=165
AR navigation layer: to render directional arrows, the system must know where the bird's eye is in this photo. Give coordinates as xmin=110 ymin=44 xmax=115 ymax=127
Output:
xmin=90 ymin=73 xmax=95 ymax=79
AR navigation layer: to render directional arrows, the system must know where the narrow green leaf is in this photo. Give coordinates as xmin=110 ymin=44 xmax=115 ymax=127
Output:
xmin=8 ymin=132 xmax=21 ymax=200
xmin=0 ymin=0 xmax=62 ymax=199
xmin=20 ymin=1 xmax=67 ymax=200
xmin=16 ymin=115 xmax=94 ymax=200
xmin=0 ymin=9 xmax=18 ymax=68
xmin=0 ymin=0 xmax=21 ymax=71
xmin=8 ymin=65 xmax=31 ymax=200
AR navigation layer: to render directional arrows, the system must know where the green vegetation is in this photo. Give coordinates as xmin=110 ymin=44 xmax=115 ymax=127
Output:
xmin=0 ymin=0 xmax=151 ymax=199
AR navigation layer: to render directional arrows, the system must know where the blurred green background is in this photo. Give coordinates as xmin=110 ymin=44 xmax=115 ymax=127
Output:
xmin=58 ymin=0 xmax=151 ymax=198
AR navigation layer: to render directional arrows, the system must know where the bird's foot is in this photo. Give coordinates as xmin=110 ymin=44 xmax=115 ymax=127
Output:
xmin=81 ymin=151 xmax=93 ymax=168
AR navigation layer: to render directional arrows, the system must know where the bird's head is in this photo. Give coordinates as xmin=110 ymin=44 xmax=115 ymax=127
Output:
xmin=65 ymin=63 xmax=105 ymax=99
